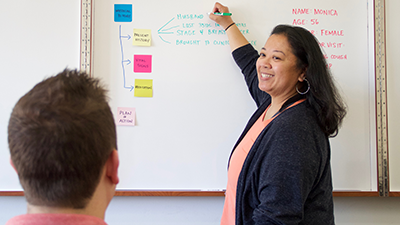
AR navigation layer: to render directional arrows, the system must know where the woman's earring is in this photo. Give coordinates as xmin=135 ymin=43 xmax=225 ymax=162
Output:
xmin=296 ymin=78 xmax=310 ymax=95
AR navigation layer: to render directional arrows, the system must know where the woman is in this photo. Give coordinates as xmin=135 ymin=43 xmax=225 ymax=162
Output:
xmin=209 ymin=2 xmax=346 ymax=225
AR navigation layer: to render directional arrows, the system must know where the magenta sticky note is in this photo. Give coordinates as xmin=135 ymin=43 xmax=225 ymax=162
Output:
xmin=134 ymin=55 xmax=152 ymax=73
xmin=117 ymin=107 xmax=136 ymax=126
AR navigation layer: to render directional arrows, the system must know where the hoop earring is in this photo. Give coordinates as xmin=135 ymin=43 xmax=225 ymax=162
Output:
xmin=296 ymin=78 xmax=310 ymax=95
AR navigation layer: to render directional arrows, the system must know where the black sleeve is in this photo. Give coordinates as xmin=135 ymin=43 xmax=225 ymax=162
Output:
xmin=232 ymin=44 xmax=270 ymax=107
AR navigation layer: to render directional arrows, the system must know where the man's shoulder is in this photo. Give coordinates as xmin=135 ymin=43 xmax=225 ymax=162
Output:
xmin=6 ymin=213 xmax=107 ymax=225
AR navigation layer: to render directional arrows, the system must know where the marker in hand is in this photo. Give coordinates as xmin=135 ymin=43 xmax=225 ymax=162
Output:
xmin=209 ymin=12 xmax=232 ymax=16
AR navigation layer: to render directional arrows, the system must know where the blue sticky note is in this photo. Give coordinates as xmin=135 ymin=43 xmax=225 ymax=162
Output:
xmin=114 ymin=4 xmax=132 ymax=22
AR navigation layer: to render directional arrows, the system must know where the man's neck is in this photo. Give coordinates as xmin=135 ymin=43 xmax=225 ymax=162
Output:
xmin=27 ymin=202 xmax=105 ymax=220
xmin=27 ymin=204 xmax=83 ymax=214
xmin=24 ymin=154 xmax=118 ymax=221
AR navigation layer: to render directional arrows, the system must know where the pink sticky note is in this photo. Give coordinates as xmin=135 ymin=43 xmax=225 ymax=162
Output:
xmin=134 ymin=55 xmax=152 ymax=73
xmin=117 ymin=107 xmax=136 ymax=126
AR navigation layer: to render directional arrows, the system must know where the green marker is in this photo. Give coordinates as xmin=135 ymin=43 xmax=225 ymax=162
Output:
xmin=212 ymin=12 xmax=232 ymax=16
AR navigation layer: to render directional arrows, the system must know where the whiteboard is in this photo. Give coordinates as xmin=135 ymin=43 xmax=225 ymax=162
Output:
xmin=0 ymin=1 xmax=80 ymax=190
xmin=92 ymin=0 xmax=376 ymax=191
xmin=0 ymin=0 xmax=376 ymax=192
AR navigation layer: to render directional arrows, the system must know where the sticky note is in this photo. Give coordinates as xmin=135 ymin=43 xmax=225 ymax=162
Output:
xmin=134 ymin=79 xmax=153 ymax=97
xmin=134 ymin=55 xmax=152 ymax=73
xmin=117 ymin=107 xmax=136 ymax=126
xmin=114 ymin=4 xmax=133 ymax=22
xmin=133 ymin=29 xmax=152 ymax=46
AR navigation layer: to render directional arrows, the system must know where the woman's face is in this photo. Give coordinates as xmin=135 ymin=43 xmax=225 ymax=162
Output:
xmin=256 ymin=34 xmax=305 ymax=100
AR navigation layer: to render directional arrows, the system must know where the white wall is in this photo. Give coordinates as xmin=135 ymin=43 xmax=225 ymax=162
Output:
xmin=1 ymin=196 xmax=400 ymax=224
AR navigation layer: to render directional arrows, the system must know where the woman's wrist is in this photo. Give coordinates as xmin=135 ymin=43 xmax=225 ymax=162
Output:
xmin=225 ymin=22 xmax=236 ymax=31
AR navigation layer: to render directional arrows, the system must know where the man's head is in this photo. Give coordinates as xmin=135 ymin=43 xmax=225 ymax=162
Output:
xmin=8 ymin=69 xmax=117 ymax=209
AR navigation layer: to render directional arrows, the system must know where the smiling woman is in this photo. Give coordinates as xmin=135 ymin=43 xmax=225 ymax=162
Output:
xmin=209 ymin=2 xmax=346 ymax=225
xmin=256 ymin=34 xmax=306 ymax=119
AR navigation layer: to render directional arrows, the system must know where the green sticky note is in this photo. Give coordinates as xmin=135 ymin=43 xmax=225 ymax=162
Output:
xmin=134 ymin=79 xmax=153 ymax=97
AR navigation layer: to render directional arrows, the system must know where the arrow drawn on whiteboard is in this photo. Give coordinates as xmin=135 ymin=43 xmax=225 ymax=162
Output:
xmin=158 ymin=17 xmax=179 ymax=44
xmin=119 ymin=25 xmax=134 ymax=92
xmin=123 ymin=59 xmax=131 ymax=65
xmin=120 ymin=34 xmax=131 ymax=40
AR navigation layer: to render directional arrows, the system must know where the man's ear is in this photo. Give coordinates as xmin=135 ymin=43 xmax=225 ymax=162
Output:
xmin=10 ymin=158 xmax=18 ymax=174
xmin=106 ymin=150 xmax=119 ymax=185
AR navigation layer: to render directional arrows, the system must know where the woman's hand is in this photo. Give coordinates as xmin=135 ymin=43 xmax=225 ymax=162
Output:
xmin=209 ymin=2 xmax=234 ymax=30
xmin=208 ymin=2 xmax=249 ymax=51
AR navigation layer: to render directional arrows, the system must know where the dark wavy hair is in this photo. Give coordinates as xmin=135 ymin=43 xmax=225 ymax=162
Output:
xmin=271 ymin=24 xmax=346 ymax=137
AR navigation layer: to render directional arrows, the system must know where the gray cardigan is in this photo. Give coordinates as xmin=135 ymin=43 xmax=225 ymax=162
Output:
xmin=231 ymin=44 xmax=334 ymax=225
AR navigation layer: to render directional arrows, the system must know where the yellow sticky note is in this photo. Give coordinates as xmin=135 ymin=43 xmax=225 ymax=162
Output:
xmin=134 ymin=79 xmax=153 ymax=97
xmin=133 ymin=29 xmax=151 ymax=46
